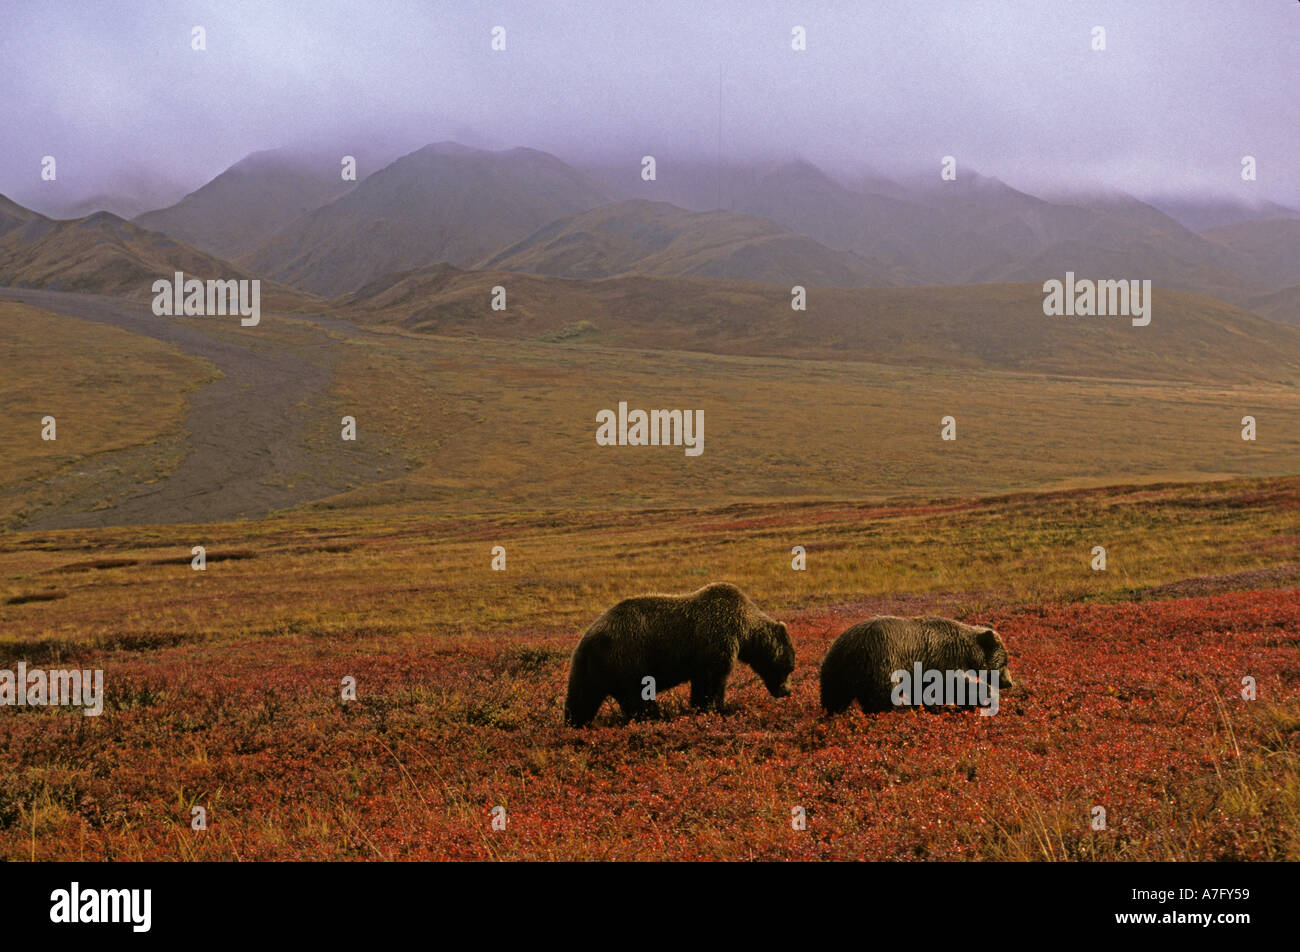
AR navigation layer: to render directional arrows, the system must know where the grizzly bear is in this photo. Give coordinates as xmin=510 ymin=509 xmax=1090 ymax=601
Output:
xmin=819 ymin=616 xmax=1015 ymax=715
xmin=563 ymin=582 xmax=795 ymax=727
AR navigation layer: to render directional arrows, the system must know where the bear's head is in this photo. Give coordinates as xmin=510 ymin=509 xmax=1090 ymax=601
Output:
xmin=755 ymin=620 xmax=795 ymax=698
xmin=974 ymin=626 xmax=1016 ymax=691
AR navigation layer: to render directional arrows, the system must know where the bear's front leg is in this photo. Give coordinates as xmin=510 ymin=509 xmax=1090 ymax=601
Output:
xmin=690 ymin=664 xmax=731 ymax=712
xmin=614 ymin=687 xmax=660 ymax=722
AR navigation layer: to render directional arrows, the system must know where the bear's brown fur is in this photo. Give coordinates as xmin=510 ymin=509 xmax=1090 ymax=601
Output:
xmin=563 ymin=582 xmax=795 ymax=727
xmin=819 ymin=616 xmax=1015 ymax=714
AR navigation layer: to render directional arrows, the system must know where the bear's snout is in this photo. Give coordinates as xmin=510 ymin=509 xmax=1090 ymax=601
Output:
xmin=997 ymin=667 xmax=1016 ymax=691
xmin=769 ymin=678 xmax=793 ymax=698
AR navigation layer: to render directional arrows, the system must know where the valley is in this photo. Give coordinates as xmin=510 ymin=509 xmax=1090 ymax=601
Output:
xmin=1 ymin=127 xmax=1297 ymax=864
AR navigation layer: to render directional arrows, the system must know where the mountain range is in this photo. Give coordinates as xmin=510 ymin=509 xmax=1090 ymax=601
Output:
xmin=0 ymin=140 xmax=1296 ymax=327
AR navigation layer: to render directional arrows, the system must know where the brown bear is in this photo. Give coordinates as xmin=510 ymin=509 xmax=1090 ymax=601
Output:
xmin=819 ymin=616 xmax=1015 ymax=715
xmin=563 ymin=582 xmax=795 ymax=727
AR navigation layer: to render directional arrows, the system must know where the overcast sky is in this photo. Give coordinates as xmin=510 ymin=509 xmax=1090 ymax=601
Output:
xmin=2 ymin=0 xmax=1297 ymax=210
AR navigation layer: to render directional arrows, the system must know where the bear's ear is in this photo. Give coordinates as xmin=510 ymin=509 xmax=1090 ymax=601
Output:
xmin=974 ymin=627 xmax=1000 ymax=656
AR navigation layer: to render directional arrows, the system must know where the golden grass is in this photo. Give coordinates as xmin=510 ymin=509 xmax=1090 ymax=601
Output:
xmin=314 ymin=326 xmax=1300 ymax=514
xmin=3 ymin=476 xmax=1297 ymax=655
xmin=0 ymin=302 xmax=217 ymax=525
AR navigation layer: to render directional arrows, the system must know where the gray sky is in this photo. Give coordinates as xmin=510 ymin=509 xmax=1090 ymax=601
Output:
xmin=3 ymin=0 xmax=1297 ymax=210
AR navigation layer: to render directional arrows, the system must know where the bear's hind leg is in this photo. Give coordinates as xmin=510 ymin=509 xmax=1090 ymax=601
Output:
xmin=857 ymin=691 xmax=893 ymax=714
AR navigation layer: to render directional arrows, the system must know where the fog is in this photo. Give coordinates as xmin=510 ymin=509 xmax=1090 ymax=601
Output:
xmin=3 ymin=0 xmax=1296 ymax=213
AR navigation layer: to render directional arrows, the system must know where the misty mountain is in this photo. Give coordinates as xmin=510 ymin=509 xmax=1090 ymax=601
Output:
xmin=479 ymin=199 xmax=889 ymax=286
xmin=716 ymin=160 xmax=946 ymax=284
xmin=579 ymin=158 xmax=946 ymax=282
xmin=582 ymin=159 xmax=753 ymax=212
xmin=6 ymin=140 xmax=1295 ymax=319
xmin=242 ymin=142 xmax=610 ymax=296
xmin=583 ymin=160 xmax=1105 ymax=283
xmin=135 ymin=150 xmax=357 ymax=259
xmin=737 ymin=168 xmax=1255 ymax=296
xmin=962 ymin=189 xmax=1252 ymax=300
xmin=581 ymin=158 xmax=1248 ymax=293
xmin=10 ymin=169 xmax=192 ymax=223
xmin=1146 ymin=196 xmax=1300 ymax=232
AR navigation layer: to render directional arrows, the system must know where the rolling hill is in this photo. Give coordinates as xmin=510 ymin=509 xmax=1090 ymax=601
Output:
xmin=335 ymin=264 xmax=1300 ymax=384
xmin=241 ymin=142 xmax=610 ymax=296
xmin=479 ymin=199 xmax=888 ymax=286
xmin=0 ymin=201 xmax=304 ymax=305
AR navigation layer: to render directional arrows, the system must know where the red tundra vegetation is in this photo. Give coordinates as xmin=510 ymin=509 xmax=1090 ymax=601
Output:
xmin=2 ymin=479 xmax=1298 ymax=860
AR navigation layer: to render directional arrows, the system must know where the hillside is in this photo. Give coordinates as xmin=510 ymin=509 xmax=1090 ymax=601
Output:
xmin=719 ymin=161 xmax=941 ymax=284
xmin=479 ymin=199 xmax=887 ymax=286
xmin=0 ymin=194 xmax=55 ymax=241
xmin=1202 ymin=219 xmax=1300 ymax=292
xmin=927 ymin=185 xmax=1248 ymax=298
xmin=1247 ymin=284 xmax=1300 ymax=326
xmin=135 ymin=149 xmax=355 ymax=259
xmin=241 ymin=142 xmax=609 ymax=296
xmin=336 ymin=266 xmax=1300 ymax=383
